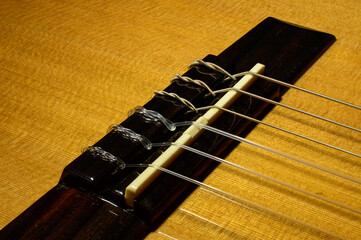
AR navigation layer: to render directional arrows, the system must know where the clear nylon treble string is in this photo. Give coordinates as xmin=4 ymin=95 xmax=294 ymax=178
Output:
xmin=167 ymin=61 xmax=361 ymax=173
xmin=170 ymin=61 xmax=361 ymax=160
xmin=115 ymin=59 xmax=359 ymax=239
xmin=128 ymin=60 xmax=361 ymax=212
xmin=84 ymin=146 xmax=343 ymax=239
xmin=132 ymin=107 xmax=361 ymax=185
xmin=110 ymin=122 xmax=361 ymax=215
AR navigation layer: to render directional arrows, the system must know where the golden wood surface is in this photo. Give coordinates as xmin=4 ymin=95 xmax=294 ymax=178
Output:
xmin=0 ymin=1 xmax=360 ymax=239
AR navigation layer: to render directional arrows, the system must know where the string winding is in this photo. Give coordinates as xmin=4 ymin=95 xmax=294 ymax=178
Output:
xmin=132 ymin=106 xmax=176 ymax=131
xmin=108 ymin=124 xmax=152 ymax=150
xmin=82 ymin=146 xmax=125 ymax=169
xmin=171 ymin=74 xmax=216 ymax=96
xmin=89 ymin=59 xmax=360 ymax=239
xmin=82 ymin=143 xmax=345 ymax=239
xmin=154 ymin=91 xmax=198 ymax=113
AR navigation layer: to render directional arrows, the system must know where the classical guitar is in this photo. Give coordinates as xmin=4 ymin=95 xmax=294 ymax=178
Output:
xmin=2 ymin=1 xmax=361 ymax=238
xmin=1 ymin=16 xmax=360 ymax=239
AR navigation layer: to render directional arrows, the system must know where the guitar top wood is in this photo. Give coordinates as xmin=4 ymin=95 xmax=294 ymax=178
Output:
xmin=0 ymin=1 xmax=360 ymax=239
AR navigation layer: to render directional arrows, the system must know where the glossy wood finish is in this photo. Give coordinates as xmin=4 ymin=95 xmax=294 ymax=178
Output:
xmin=134 ymin=18 xmax=335 ymax=226
xmin=1 ymin=1 xmax=360 ymax=239
xmin=0 ymin=186 xmax=150 ymax=239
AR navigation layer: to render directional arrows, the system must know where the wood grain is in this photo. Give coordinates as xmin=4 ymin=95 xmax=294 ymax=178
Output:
xmin=0 ymin=0 xmax=360 ymax=239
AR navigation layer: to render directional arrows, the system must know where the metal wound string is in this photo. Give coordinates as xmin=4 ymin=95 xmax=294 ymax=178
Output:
xmin=196 ymin=105 xmax=361 ymax=159
xmin=209 ymin=87 xmax=361 ymax=133
xmin=231 ymin=71 xmax=361 ymax=111
xmin=189 ymin=59 xmax=361 ymax=111
xmin=171 ymin=72 xmax=361 ymax=154
xmin=133 ymin=59 xmax=361 ymax=186
xmin=162 ymin=67 xmax=361 ymax=155
xmin=177 ymin=61 xmax=361 ymax=133
xmin=189 ymin=59 xmax=236 ymax=81
xmin=154 ymin=91 xmax=198 ymax=113
xmin=119 ymin=60 xmax=358 ymax=238
xmin=171 ymin=74 xmax=216 ymax=96
xmin=163 ymin=72 xmax=361 ymax=173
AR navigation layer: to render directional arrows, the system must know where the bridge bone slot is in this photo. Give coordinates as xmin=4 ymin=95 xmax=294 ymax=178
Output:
xmin=125 ymin=63 xmax=265 ymax=207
